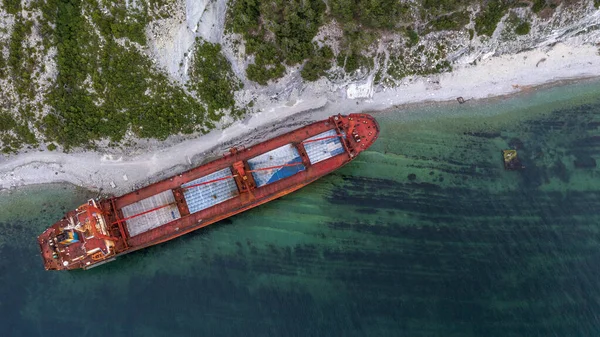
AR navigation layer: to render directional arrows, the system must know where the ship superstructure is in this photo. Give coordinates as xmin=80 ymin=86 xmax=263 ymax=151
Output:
xmin=38 ymin=114 xmax=379 ymax=270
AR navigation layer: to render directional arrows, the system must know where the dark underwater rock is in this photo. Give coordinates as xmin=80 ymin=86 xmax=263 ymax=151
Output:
xmin=464 ymin=131 xmax=501 ymax=138
xmin=573 ymin=156 xmax=596 ymax=169
xmin=550 ymin=159 xmax=569 ymax=182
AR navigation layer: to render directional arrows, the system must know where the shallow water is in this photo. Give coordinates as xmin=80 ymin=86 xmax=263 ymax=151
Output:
xmin=1 ymin=79 xmax=600 ymax=336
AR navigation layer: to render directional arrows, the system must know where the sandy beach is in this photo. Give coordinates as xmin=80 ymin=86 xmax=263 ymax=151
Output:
xmin=1 ymin=37 xmax=600 ymax=195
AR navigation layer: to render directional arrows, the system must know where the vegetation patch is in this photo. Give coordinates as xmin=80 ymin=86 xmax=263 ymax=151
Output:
xmin=421 ymin=0 xmax=479 ymax=34
xmin=228 ymin=0 xmax=326 ymax=84
xmin=40 ymin=0 xmax=210 ymax=150
xmin=0 ymin=113 xmax=17 ymax=133
xmin=188 ymin=39 xmax=243 ymax=119
xmin=422 ymin=0 xmax=477 ymax=13
xmin=3 ymin=0 xmax=21 ymax=15
xmin=301 ymin=46 xmax=334 ymax=81
xmin=331 ymin=0 xmax=411 ymax=53
xmin=532 ymin=0 xmax=547 ymax=13
xmin=338 ymin=52 xmax=374 ymax=74
xmin=515 ymin=21 xmax=531 ymax=35
xmin=0 ymin=52 xmax=5 ymax=79
xmin=384 ymin=43 xmax=452 ymax=84
xmin=427 ymin=11 xmax=471 ymax=32
xmin=501 ymin=11 xmax=531 ymax=39
xmin=405 ymin=27 xmax=420 ymax=47
xmin=8 ymin=18 xmax=35 ymax=101
xmin=87 ymin=0 xmax=174 ymax=45
xmin=373 ymin=55 xmax=386 ymax=85
xmin=475 ymin=0 xmax=511 ymax=37
xmin=0 ymin=0 xmax=238 ymax=153
xmin=0 ymin=112 xmax=37 ymax=154
xmin=330 ymin=0 xmax=410 ymax=31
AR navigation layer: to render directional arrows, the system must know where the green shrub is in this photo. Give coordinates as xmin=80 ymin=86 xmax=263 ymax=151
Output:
xmin=532 ymin=0 xmax=546 ymax=13
xmin=3 ymin=0 xmax=21 ymax=14
xmin=0 ymin=111 xmax=37 ymax=151
xmin=406 ymin=27 xmax=419 ymax=47
xmin=301 ymin=46 xmax=334 ymax=81
xmin=339 ymin=52 xmax=373 ymax=73
xmin=8 ymin=18 xmax=35 ymax=99
xmin=423 ymin=0 xmax=478 ymax=12
xmin=0 ymin=113 xmax=16 ymax=132
xmin=330 ymin=0 xmax=411 ymax=54
xmin=475 ymin=0 xmax=510 ymax=37
xmin=85 ymin=0 xmax=174 ymax=46
xmin=330 ymin=0 xmax=409 ymax=30
xmin=0 ymin=52 xmax=5 ymax=79
xmin=41 ymin=0 xmax=210 ymax=149
xmin=428 ymin=11 xmax=470 ymax=32
xmin=341 ymin=28 xmax=378 ymax=54
xmin=188 ymin=39 xmax=242 ymax=117
xmin=515 ymin=21 xmax=530 ymax=35
xmin=15 ymin=121 xmax=37 ymax=146
xmin=246 ymin=63 xmax=286 ymax=86
xmin=229 ymin=0 xmax=326 ymax=84
xmin=47 ymin=143 xmax=57 ymax=151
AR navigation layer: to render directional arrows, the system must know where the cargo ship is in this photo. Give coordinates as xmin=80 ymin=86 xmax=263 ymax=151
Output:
xmin=37 ymin=114 xmax=379 ymax=270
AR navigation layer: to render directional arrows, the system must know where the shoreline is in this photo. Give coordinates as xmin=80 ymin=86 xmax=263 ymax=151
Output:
xmin=1 ymin=42 xmax=600 ymax=195
xmin=367 ymin=75 xmax=600 ymax=115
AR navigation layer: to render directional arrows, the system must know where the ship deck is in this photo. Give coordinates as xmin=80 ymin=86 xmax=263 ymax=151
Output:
xmin=109 ymin=114 xmax=379 ymax=252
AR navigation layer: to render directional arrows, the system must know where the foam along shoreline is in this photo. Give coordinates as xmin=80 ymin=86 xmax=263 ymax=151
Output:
xmin=1 ymin=42 xmax=599 ymax=195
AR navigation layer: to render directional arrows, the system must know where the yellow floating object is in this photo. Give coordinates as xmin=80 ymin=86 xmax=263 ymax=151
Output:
xmin=502 ymin=149 xmax=523 ymax=170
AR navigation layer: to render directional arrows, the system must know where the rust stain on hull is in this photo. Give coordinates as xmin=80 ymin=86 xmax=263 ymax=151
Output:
xmin=37 ymin=114 xmax=380 ymax=270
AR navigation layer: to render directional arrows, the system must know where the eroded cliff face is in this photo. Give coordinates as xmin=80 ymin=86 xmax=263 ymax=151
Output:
xmin=148 ymin=1 xmax=599 ymax=113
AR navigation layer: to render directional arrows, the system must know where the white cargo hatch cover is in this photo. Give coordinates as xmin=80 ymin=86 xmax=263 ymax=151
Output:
xmin=121 ymin=190 xmax=181 ymax=237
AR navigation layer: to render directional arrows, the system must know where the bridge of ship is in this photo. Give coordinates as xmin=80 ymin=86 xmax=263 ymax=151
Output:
xmin=118 ymin=128 xmax=349 ymax=239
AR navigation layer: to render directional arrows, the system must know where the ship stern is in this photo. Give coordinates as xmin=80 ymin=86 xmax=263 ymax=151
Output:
xmin=38 ymin=226 xmax=63 ymax=270
xmin=38 ymin=200 xmax=121 ymax=271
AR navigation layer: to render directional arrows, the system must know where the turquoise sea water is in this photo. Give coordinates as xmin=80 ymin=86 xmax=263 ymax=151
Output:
xmin=1 ymin=79 xmax=600 ymax=336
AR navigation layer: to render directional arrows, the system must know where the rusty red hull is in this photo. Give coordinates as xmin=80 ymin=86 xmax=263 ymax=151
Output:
xmin=38 ymin=114 xmax=379 ymax=270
